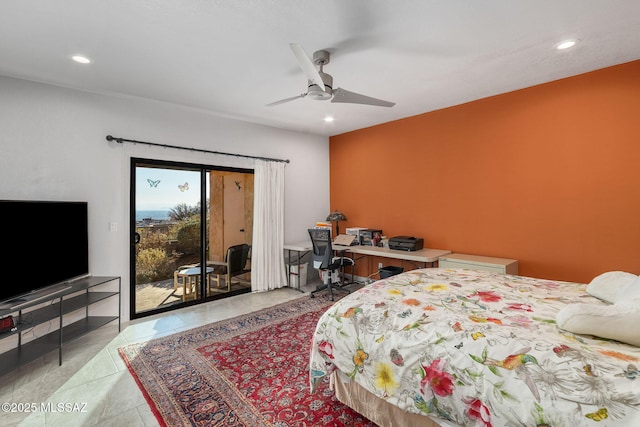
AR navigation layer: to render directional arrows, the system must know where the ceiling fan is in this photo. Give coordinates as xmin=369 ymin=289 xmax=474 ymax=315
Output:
xmin=267 ymin=43 xmax=395 ymax=108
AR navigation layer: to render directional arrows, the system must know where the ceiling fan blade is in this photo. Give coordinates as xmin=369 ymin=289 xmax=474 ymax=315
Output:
xmin=289 ymin=43 xmax=325 ymax=91
xmin=331 ymin=88 xmax=395 ymax=107
xmin=266 ymin=93 xmax=307 ymax=107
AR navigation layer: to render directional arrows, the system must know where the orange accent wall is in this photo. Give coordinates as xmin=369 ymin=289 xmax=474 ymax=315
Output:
xmin=330 ymin=60 xmax=640 ymax=283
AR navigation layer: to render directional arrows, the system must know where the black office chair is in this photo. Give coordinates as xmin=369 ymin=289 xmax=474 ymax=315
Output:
xmin=308 ymin=228 xmax=350 ymax=301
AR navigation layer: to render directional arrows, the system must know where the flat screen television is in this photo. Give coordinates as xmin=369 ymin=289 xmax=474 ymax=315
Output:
xmin=0 ymin=200 xmax=89 ymax=304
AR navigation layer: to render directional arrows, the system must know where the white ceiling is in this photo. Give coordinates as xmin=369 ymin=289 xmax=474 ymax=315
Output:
xmin=1 ymin=1 xmax=639 ymax=137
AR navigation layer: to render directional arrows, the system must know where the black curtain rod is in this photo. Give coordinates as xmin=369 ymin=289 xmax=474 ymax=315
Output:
xmin=106 ymin=135 xmax=290 ymax=163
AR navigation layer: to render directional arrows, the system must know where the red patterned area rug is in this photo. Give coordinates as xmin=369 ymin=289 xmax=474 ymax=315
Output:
xmin=119 ymin=296 xmax=377 ymax=427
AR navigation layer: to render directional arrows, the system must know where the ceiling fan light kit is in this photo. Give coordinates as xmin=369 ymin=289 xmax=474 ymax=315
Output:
xmin=307 ymin=83 xmax=332 ymax=100
xmin=267 ymin=43 xmax=395 ymax=108
xmin=307 ymin=79 xmax=332 ymax=101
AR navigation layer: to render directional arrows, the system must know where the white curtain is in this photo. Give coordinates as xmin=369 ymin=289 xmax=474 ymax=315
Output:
xmin=251 ymin=160 xmax=287 ymax=291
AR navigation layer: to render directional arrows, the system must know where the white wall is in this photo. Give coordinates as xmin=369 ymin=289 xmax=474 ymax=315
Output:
xmin=0 ymin=75 xmax=329 ymax=321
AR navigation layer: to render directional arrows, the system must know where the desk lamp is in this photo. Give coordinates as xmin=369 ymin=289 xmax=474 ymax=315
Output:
xmin=326 ymin=210 xmax=347 ymax=236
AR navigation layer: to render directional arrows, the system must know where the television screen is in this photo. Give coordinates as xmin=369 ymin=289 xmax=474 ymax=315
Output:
xmin=0 ymin=200 xmax=89 ymax=303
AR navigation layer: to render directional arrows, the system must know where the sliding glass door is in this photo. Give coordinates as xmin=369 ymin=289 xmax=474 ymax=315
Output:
xmin=130 ymin=158 xmax=254 ymax=319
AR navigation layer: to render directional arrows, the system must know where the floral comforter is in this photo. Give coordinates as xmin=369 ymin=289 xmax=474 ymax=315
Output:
xmin=309 ymin=268 xmax=640 ymax=426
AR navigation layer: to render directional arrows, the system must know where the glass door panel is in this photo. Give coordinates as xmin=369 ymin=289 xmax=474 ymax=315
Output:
xmin=130 ymin=159 xmax=254 ymax=319
xmin=205 ymin=171 xmax=254 ymax=297
xmin=133 ymin=164 xmax=202 ymax=315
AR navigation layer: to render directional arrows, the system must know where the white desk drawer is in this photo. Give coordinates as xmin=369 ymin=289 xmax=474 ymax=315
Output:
xmin=439 ymin=253 xmax=518 ymax=275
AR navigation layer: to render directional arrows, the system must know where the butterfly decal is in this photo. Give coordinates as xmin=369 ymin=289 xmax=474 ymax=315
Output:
xmin=454 ymin=342 xmax=464 ymax=349
xmin=585 ymin=408 xmax=607 ymax=421
xmin=178 ymin=182 xmax=189 ymax=192
xmin=147 ymin=179 xmax=160 ymax=188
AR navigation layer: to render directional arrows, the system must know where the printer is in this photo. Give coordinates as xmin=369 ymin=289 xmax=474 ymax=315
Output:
xmin=389 ymin=236 xmax=424 ymax=251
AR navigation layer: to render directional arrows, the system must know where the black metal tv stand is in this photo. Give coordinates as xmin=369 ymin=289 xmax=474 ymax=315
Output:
xmin=0 ymin=283 xmax=73 ymax=311
xmin=0 ymin=276 xmax=121 ymax=377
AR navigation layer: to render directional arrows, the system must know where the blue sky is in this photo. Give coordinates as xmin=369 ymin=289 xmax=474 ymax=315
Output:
xmin=136 ymin=167 xmax=203 ymax=210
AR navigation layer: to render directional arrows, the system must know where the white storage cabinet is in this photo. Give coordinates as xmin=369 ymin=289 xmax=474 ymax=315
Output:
xmin=438 ymin=253 xmax=518 ymax=275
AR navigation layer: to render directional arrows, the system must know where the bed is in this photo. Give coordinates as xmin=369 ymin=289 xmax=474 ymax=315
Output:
xmin=309 ymin=268 xmax=640 ymax=426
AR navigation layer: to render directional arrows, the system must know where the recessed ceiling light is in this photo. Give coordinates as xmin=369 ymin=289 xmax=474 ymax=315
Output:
xmin=71 ymin=55 xmax=91 ymax=64
xmin=556 ymin=40 xmax=577 ymax=50
xmin=324 ymin=116 xmax=334 ymax=123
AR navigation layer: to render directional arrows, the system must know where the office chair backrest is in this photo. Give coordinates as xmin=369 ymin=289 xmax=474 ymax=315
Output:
xmin=308 ymin=228 xmax=332 ymax=270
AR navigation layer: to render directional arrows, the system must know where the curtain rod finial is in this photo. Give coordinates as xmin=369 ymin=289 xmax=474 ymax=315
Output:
xmin=106 ymin=135 xmax=123 ymax=143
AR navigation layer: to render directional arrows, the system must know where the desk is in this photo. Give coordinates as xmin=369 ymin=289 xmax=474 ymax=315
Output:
xmin=332 ymin=245 xmax=451 ymax=275
xmin=284 ymin=241 xmax=356 ymax=288
xmin=283 ymin=241 xmax=312 ymax=291
xmin=285 ymin=242 xmax=451 ymax=286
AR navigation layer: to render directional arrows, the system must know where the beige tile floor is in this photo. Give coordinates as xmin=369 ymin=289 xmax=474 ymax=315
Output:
xmin=0 ymin=281 xmax=337 ymax=427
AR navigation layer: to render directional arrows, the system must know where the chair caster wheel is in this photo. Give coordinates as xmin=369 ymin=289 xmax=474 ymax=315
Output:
xmin=310 ymin=294 xmax=315 ymax=298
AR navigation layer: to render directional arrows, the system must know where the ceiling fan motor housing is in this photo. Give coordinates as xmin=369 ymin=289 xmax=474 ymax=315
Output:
xmin=307 ymin=71 xmax=333 ymax=100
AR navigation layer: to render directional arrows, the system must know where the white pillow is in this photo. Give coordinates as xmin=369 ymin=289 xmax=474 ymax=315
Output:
xmin=586 ymin=271 xmax=637 ymax=303
xmin=556 ymin=303 xmax=640 ymax=346
xmin=618 ymin=275 xmax=640 ymax=305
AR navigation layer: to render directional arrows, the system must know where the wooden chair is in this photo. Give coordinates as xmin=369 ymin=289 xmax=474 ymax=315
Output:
xmin=207 ymin=244 xmax=251 ymax=293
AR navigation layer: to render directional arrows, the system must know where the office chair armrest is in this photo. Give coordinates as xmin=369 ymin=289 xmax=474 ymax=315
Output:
xmin=328 ymin=260 xmax=343 ymax=270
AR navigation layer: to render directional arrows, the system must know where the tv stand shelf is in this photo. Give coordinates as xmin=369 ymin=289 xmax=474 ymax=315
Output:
xmin=0 ymin=276 xmax=120 ymax=377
